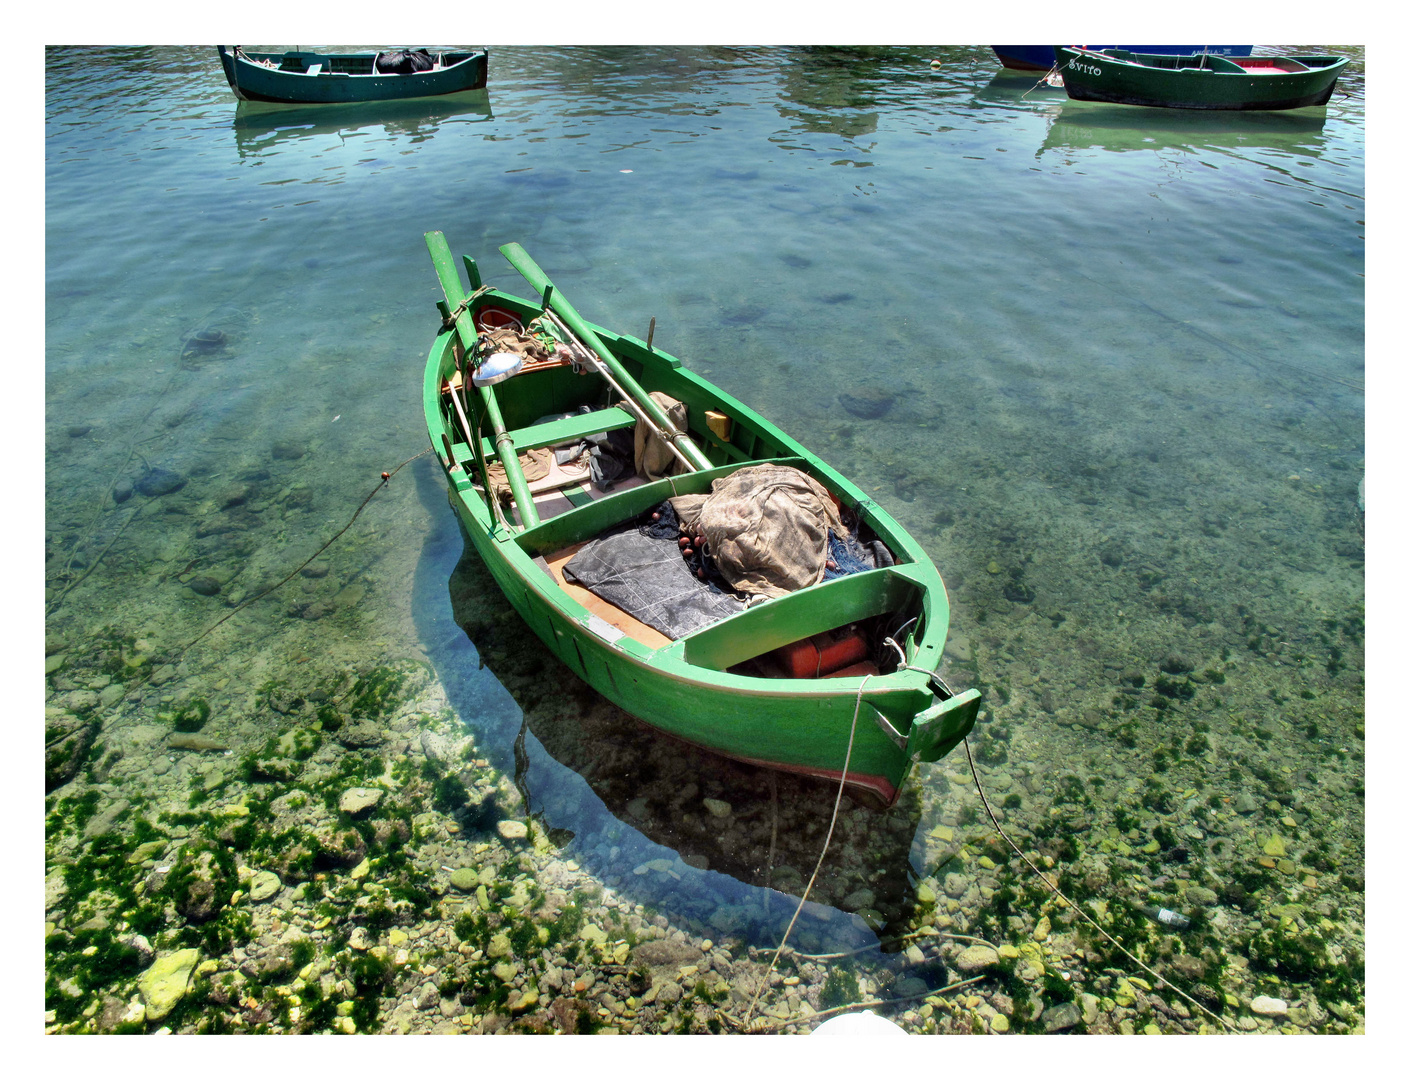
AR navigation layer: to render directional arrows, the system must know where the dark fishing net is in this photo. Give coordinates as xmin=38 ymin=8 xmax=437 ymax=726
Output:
xmin=638 ymin=501 xmax=733 ymax=593
xmin=823 ymin=531 xmax=879 ymax=580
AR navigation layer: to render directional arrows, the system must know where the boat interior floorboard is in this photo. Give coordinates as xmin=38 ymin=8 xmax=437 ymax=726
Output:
xmin=535 ymin=543 xmax=674 ymax=650
xmin=485 ymin=465 xmax=649 ymax=526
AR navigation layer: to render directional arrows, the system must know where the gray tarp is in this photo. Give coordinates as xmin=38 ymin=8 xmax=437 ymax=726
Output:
xmin=563 ymin=525 xmax=745 ymax=640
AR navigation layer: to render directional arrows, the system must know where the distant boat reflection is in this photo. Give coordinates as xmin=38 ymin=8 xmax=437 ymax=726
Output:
xmin=971 ymin=72 xmax=1329 ymax=159
xmin=231 ymin=90 xmax=493 ymax=158
xmin=1039 ymin=101 xmax=1328 ymax=159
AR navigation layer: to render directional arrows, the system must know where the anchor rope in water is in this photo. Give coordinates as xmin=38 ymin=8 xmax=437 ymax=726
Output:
xmin=81 ymin=450 xmax=432 ymax=722
xmin=960 ymin=736 xmax=1240 ymax=1033
xmin=1021 ymin=57 xmax=1073 ymax=100
xmin=738 ymin=673 xmax=872 ymax=1030
xmin=176 ymin=449 xmax=432 ymax=655
xmin=732 ymin=683 xmax=1238 ymax=1029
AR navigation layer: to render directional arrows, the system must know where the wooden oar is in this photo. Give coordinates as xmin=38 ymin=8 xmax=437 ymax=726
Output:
xmin=538 ymin=308 xmax=701 ymax=477
xmin=498 ymin=243 xmax=714 ymax=472
xmin=425 ymin=231 xmax=540 ymax=528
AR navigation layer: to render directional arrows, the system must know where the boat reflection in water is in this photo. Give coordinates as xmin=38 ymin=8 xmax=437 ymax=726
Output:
xmin=971 ymin=72 xmax=1329 ymax=160
xmin=433 ymin=521 xmax=935 ymax=961
xmin=1038 ymin=101 xmax=1328 ymax=159
xmin=230 ymin=90 xmax=493 ymax=159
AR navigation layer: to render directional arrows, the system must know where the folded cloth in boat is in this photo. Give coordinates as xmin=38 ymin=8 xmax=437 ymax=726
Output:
xmin=376 ymin=49 xmax=435 ymax=74
xmin=563 ymin=524 xmax=745 ymax=640
xmin=635 ymin=391 xmax=689 ymax=482
xmin=485 ymin=447 xmax=553 ymax=498
xmin=588 ymin=428 xmax=636 ymax=490
xmin=475 ymin=325 xmax=555 ymax=369
xmin=670 ymin=464 xmax=847 ymax=599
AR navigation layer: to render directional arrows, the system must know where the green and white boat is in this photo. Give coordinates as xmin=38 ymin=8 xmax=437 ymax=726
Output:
xmin=421 ymin=235 xmax=981 ymax=807
xmin=1056 ymin=48 xmax=1349 ymax=111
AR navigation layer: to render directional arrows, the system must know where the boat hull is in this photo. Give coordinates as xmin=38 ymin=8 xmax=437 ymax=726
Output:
xmin=993 ymin=45 xmax=1251 ymax=71
xmin=217 ymin=47 xmax=487 ymax=104
xmin=1056 ymin=48 xmax=1348 ymax=110
xmin=422 ymin=261 xmax=980 ymax=807
xmin=453 ymin=504 xmax=926 ymax=805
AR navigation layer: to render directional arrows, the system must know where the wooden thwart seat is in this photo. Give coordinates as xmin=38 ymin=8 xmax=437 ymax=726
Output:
xmin=477 ymin=406 xmax=636 ymax=459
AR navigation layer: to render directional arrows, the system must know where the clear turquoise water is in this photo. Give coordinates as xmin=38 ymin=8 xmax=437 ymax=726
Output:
xmin=47 ymin=46 xmax=1364 ymax=966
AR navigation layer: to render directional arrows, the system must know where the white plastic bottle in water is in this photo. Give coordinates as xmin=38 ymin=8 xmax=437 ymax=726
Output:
xmin=1138 ymin=904 xmax=1191 ymax=930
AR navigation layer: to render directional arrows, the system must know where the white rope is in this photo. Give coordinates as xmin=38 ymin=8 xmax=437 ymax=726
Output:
xmin=961 ymin=738 xmax=1239 ymax=1032
xmin=741 ymin=674 xmax=873 ymax=1028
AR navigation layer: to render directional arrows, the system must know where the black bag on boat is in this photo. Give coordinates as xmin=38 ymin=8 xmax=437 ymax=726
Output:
xmin=376 ymin=49 xmax=434 ymax=74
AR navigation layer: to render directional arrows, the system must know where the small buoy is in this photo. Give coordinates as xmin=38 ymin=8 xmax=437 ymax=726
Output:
xmin=381 ymin=472 xmax=390 ymax=480
xmin=683 ymin=547 xmax=694 ymax=557
xmin=813 ymin=1010 xmax=908 ymax=1036
xmin=930 ymin=59 xmax=942 ymax=69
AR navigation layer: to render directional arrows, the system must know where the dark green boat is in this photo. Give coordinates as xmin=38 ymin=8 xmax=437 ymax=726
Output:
xmin=422 ymin=235 xmax=981 ymax=807
xmin=1056 ymin=48 xmax=1349 ymax=110
xmin=217 ymin=46 xmax=487 ymax=104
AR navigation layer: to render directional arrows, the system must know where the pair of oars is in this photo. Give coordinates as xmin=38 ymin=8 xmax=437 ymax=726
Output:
xmin=496 ymin=242 xmax=713 ymax=477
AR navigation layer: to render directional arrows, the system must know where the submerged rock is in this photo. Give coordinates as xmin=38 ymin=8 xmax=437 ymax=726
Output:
xmin=336 ymin=721 xmax=384 ymax=749
xmin=187 ymin=576 xmax=221 ymax=596
xmin=248 ymin=870 xmax=282 ymax=902
xmin=135 ymin=467 xmax=186 ymax=498
xmin=45 ymin=711 xmax=97 ymax=791
xmin=838 ymin=387 xmax=895 ymax=420
xmin=166 ymin=733 xmax=228 ymax=751
xmin=498 ymin=820 xmax=529 ymax=841
xmin=138 ymin=949 xmax=201 ymax=1021
xmin=339 ymin=787 xmax=383 ymax=816
xmin=168 ymin=843 xmax=233 ymax=923
xmin=953 ymin=945 xmax=1000 ymax=973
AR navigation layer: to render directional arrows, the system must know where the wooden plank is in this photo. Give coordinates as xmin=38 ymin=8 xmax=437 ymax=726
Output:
xmin=476 ymin=406 xmax=635 ymax=459
xmin=538 ymin=543 xmax=673 ymax=650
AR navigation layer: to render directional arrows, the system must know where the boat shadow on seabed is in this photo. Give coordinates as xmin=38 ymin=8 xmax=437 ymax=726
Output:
xmin=413 ymin=457 xmax=931 ymax=957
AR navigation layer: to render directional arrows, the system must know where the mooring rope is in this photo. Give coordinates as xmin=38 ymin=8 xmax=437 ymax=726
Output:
xmin=960 ymin=736 xmax=1239 ymax=1032
xmin=739 ymin=674 xmax=873 ymax=1030
xmin=1021 ymin=57 xmax=1073 ymax=100
xmin=176 ymin=449 xmax=432 ymax=654
xmin=81 ymin=450 xmax=433 ymax=723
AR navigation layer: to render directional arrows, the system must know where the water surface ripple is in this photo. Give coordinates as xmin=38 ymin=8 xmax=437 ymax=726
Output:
xmin=45 ymin=45 xmax=1364 ymax=1035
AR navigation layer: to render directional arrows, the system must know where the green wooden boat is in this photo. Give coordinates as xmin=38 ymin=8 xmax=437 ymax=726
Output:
xmin=422 ymin=235 xmax=981 ymax=807
xmin=217 ymin=46 xmax=487 ymax=104
xmin=1056 ymin=48 xmax=1348 ymax=110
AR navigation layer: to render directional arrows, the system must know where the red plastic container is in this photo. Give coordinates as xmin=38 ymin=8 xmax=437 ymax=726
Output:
xmin=774 ymin=629 xmax=869 ymax=679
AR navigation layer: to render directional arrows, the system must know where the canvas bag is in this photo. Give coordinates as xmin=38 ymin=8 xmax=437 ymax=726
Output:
xmin=669 ymin=464 xmax=847 ymax=599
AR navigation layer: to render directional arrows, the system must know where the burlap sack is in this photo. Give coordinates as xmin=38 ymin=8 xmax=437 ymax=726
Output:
xmin=485 ymin=447 xmax=552 ymax=499
xmin=634 ymin=391 xmax=690 ymax=481
xmin=669 ymin=464 xmax=847 ymax=599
